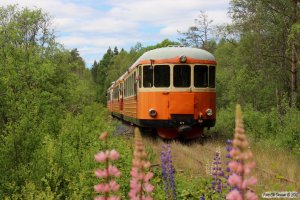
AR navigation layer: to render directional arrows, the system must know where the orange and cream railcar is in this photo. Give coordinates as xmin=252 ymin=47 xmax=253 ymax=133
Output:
xmin=106 ymin=46 xmax=216 ymax=139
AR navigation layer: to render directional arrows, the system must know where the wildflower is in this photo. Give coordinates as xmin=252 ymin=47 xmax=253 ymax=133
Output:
xmin=95 ymin=151 xmax=108 ymax=163
xmin=161 ymin=144 xmax=177 ymax=200
xmin=224 ymin=139 xmax=233 ymax=191
xmin=200 ymin=194 xmax=205 ymax=200
xmin=226 ymin=105 xmax=258 ymax=200
xmin=94 ymin=132 xmax=121 ymax=200
xmin=99 ymin=131 xmax=109 ymax=141
xmin=109 ymin=149 xmax=120 ymax=160
xmin=211 ymin=149 xmax=224 ymax=193
xmin=129 ymin=128 xmax=154 ymax=200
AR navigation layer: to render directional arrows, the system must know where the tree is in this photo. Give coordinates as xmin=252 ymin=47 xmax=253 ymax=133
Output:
xmin=113 ymin=46 xmax=119 ymax=55
xmin=290 ymin=0 xmax=299 ymax=98
xmin=178 ymin=11 xmax=214 ymax=51
xmin=0 ymin=5 xmax=97 ymax=197
xmin=229 ymin=0 xmax=300 ymax=106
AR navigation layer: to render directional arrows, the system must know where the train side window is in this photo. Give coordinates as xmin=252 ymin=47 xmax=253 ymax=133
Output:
xmin=130 ymin=75 xmax=133 ymax=96
xmin=125 ymin=79 xmax=127 ymax=97
xmin=138 ymin=66 xmax=142 ymax=88
xmin=143 ymin=65 xmax=153 ymax=88
xmin=209 ymin=66 xmax=216 ymax=88
xmin=154 ymin=65 xmax=170 ymax=87
xmin=129 ymin=76 xmax=131 ymax=96
xmin=133 ymin=72 xmax=137 ymax=94
xmin=130 ymin=75 xmax=133 ymax=95
xmin=194 ymin=65 xmax=208 ymax=87
xmin=174 ymin=65 xmax=191 ymax=87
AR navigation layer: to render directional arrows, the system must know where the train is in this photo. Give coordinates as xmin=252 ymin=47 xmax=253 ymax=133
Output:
xmin=106 ymin=46 xmax=216 ymax=139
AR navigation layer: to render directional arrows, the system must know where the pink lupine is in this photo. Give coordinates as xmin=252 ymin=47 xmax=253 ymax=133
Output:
xmin=227 ymin=189 xmax=242 ymax=200
xmin=99 ymin=131 xmax=108 ymax=141
xmin=109 ymin=149 xmax=120 ymax=160
xmin=95 ymin=151 xmax=108 ymax=163
xmin=226 ymin=105 xmax=258 ymax=200
xmin=94 ymin=132 xmax=121 ymax=200
xmin=129 ymin=128 xmax=154 ymax=200
xmin=95 ymin=169 xmax=108 ymax=178
xmin=108 ymin=165 xmax=121 ymax=177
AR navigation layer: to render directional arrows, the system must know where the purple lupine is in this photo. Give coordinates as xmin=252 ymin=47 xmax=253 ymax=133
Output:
xmin=200 ymin=194 xmax=205 ymax=200
xmin=224 ymin=139 xmax=233 ymax=191
xmin=211 ymin=150 xmax=224 ymax=193
xmin=161 ymin=144 xmax=177 ymax=200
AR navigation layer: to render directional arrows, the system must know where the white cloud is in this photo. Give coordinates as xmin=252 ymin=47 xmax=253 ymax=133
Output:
xmin=0 ymin=0 xmax=232 ymax=66
xmin=57 ymin=36 xmax=125 ymax=47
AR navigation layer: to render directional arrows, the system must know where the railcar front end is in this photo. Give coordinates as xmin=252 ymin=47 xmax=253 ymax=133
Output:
xmin=107 ymin=46 xmax=216 ymax=139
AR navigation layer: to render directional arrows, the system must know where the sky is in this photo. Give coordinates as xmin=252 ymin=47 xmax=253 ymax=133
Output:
xmin=0 ymin=0 xmax=232 ymax=67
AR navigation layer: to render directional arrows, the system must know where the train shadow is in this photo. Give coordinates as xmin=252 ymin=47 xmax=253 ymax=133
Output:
xmin=114 ymin=121 xmax=225 ymax=146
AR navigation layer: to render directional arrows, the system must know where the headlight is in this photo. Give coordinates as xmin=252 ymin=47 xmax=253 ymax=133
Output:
xmin=206 ymin=108 xmax=213 ymax=117
xmin=149 ymin=108 xmax=157 ymax=118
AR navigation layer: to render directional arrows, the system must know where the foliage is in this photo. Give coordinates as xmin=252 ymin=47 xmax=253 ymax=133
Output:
xmin=0 ymin=5 xmax=112 ymax=199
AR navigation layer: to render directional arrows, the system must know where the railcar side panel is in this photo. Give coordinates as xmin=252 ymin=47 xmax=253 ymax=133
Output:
xmin=123 ymin=96 xmax=137 ymax=118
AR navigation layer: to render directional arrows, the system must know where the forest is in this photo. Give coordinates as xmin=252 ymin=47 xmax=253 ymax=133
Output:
xmin=0 ymin=1 xmax=299 ymax=199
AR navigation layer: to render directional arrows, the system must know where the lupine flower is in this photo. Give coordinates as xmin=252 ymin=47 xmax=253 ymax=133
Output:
xmin=226 ymin=105 xmax=258 ymax=200
xmin=200 ymin=194 xmax=205 ymax=200
xmin=224 ymin=139 xmax=233 ymax=190
xmin=161 ymin=144 xmax=177 ymax=200
xmin=94 ymin=132 xmax=121 ymax=200
xmin=99 ymin=131 xmax=109 ymax=140
xmin=129 ymin=128 xmax=154 ymax=200
xmin=211 ymin=149 xmax=224 ymax=193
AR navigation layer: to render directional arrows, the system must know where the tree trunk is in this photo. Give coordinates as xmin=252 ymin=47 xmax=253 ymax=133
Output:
xmin=291 ymin=0 xmax=298 ymax=96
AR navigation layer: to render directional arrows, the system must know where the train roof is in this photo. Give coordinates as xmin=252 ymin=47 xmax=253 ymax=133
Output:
xmin=109 ymin=46 xmax=215 ymax=89
xmin=139 ymin=46 xmax=214 ymax=62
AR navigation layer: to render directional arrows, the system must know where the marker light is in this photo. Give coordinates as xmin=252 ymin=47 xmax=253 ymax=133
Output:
xmin=180 ymin=55 xmax=187 ymax=63
xmin=206 ymin=108 xmax=213 ymax=117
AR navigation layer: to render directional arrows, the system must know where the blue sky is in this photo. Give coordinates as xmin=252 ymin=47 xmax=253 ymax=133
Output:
xmin=1 ymin=0 xmax=231 ymax=67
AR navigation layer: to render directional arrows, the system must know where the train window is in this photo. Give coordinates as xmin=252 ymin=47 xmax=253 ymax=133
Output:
xmin=143 ymin=65 xmax=153 ymax=88
xmin=209 ymin=66 xmax=216 ymax=88
xmin=131 ymin=74 xmax=133 ymax=95
xmin=194 ymin=65 xmax=208 ymax=87
xmin=129 ymin=75 xmax=132 ymax=96
xmin=154 ymin=65 xmax=170 ymax=87
xmin=174 ymin=65 xmax=191 ymax=87
xmin=125 ymin=79 xmax=127 ymax=97
xmin=138 ymin=66 xmax=142 ymax=88
xmin=130 ymin=74 xmax=133 ymax=96
xmin=133 ymin=72 xmax=137 ymax=95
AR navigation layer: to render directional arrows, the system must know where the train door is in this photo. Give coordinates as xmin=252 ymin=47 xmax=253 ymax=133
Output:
xmin=119 ymin=83 xmax=124 ymax=111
